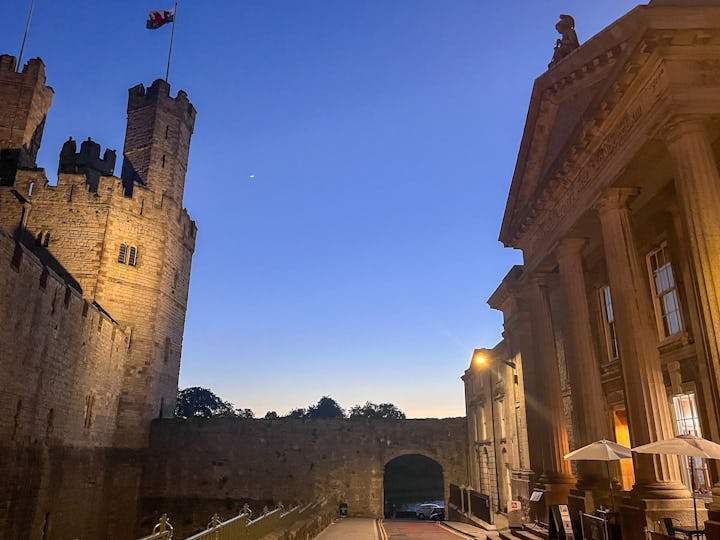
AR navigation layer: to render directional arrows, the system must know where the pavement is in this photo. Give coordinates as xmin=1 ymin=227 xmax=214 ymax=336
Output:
xmin=440 ymin=520 xmax=493 ymax=539
xmin=314 ymin=517 xmax=380 ymax=540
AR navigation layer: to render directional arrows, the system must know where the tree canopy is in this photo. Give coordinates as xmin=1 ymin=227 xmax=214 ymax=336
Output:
xmin=349 ymin=401 xmax=406 ymax=420
xmin=175 ymin=387 xmax=254 ymax=419
xmin=282 ymin=397 xmax=405 ymax=420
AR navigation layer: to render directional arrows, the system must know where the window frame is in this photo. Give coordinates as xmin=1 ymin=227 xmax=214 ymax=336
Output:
xmin=646 ymin=242 xmax=684 ymax=340
xmin=598 ymin=285 xmax=620 ymax=362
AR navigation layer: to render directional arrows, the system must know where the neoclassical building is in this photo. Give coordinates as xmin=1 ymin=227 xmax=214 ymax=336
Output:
xmin=478 ymin=1 xmax=720 ymax=538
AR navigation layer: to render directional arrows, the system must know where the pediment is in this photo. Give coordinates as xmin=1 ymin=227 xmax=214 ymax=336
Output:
xmin=500 ymin=7 xmax=647 ymax=246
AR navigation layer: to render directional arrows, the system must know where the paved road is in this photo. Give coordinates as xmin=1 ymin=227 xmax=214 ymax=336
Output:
xmin=314 ymin=517 xmax=379 ymax=540
xmin=381 ymin=520 xmax=475 ymax=539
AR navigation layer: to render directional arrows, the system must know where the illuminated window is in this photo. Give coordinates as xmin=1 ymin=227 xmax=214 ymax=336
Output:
xmin=599 ymin=286 xmax=619 ymax=361
xmin=673 ymin=393 xmax=711 ymax=492
xmin=648 ymin=244 xmax=683 ymax=338
xmin=128 ymin=246 xmax=138 ymax=266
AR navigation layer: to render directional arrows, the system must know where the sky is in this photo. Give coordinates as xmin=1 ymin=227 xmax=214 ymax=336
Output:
xmin=3 ymin=0 xmax=641 ymax=419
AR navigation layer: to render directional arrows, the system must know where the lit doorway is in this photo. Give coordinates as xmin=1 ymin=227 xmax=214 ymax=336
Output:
xmin=383 ymin=454 xmax=443 ymax=518
xmin=613 ymin=409 xmax=635 ymax=491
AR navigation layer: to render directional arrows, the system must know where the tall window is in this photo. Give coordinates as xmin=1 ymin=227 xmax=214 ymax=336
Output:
xmin=118 ymin=244 xmax=128 ymax=264
xmin=599 ymin=285 xmax=619 ymax=361
xmin=647 ymin=244 xmax=683 ymax=338
xmin=673 ymin=393 xmax=711 ymax=492
xmin=128 ymin=246 xmax=138 ymax=266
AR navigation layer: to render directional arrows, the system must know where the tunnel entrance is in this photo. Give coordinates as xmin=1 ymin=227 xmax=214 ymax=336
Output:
xmin=383 ymin=454 xmax=444 ymax=518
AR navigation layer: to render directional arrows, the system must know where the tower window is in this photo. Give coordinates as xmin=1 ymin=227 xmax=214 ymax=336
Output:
xmin=161 ymin=155 xmax=166 ymax=168
xmin=83 ymin=393 xmax=95 ymax=429
xmin=165 ymin=125 xmax=169 ymax=139
xmin=118 ymin=244 xmax=139 ymax=266
xmin=42 ymin=232 xmax=51 ymax=247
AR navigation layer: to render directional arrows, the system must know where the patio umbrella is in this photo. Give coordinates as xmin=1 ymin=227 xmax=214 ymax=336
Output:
xmin=632 ymin=434 xmax=720 ymax=537
xmin=564 ymin=439 xmax=632 ymax=509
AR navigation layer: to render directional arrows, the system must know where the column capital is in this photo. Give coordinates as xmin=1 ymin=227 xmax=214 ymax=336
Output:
xmin=555 ymin=237 xmax=587 ymax=260
xmin=663 ymin=115 xmax=710 ymax=146
xmin=528 ymin=271 xmax=555 ymax=288
xmin=593 ymin=187 xmax=640 ymax=215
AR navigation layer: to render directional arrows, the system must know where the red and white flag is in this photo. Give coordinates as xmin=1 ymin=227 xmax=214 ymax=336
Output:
xmin=146 ymin=8 xmax=175 ymax=30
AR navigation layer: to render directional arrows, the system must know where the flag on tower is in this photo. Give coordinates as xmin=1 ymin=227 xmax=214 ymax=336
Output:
xmin=146 ymin=8 xmax=175 ymax=30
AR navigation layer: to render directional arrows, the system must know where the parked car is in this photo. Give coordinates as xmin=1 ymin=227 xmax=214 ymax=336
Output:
xmin=429 ymin=508 xmax=445 ymax=521
xmin=416 ymin=503 xmax=442 ymax=519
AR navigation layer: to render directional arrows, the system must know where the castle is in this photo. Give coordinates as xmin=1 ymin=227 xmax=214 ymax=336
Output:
xmin=0 ymin=53 xmax=196 ymax=537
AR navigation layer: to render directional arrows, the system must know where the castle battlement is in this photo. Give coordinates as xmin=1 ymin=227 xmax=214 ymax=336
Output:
xmin=58 ymin=136 xmax=116 ymax=191
xmin=0 ymin=54 xmax=50 ymax=86
xmin=11 ymin=169 xmax=197 ymax=245
xmin=128 ymin=79 xmax=196 ymax=123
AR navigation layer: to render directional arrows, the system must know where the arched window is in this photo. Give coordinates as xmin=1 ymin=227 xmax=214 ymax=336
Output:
xmin=118 ymin=244 xmax=128 ymax=263
xmin=42 ymin=232 xmax=50 ymax=247
xmin=128 ymin=246 xmax=138 ymax=266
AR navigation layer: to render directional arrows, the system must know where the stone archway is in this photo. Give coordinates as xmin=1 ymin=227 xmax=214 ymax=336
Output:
xmin=383 ymin=454 xmax=443 ymax=518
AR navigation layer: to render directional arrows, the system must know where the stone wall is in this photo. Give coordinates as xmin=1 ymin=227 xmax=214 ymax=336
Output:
xmin=140 ymin=417 xmax=468 ymax=537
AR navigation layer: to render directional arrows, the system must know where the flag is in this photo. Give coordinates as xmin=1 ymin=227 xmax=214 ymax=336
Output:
xmin=146 ymin=8 xmax=175 ymax=30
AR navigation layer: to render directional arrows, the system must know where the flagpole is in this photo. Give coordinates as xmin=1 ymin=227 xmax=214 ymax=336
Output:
xmin=17 ymin=0 xmax=36 ymax=72
xmin=165 ymin=0 xmax=178 ymax=82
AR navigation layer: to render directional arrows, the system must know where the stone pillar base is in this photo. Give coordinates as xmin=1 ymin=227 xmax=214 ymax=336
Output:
xmin=620 ymin=495 xmax=705 ymax=540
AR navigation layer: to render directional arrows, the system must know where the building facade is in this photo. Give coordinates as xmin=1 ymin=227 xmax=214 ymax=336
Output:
xmin=477 ymin=1 xmax=720 ymax=538
xmin=462 ymin=344 xmax=532 ymax=518
xmin=0 ymin=53 xmax=196 ymax=538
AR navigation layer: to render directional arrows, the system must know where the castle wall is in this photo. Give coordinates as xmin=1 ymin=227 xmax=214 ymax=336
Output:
xmin=140 ymin=417 xmax=468 ymax=537
xmin=0 ymin=226 xmax=129 ymax=447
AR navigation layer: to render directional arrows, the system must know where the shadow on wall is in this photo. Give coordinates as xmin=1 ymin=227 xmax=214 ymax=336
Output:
xmin=13 ymin=225 xmax=82 ymax=293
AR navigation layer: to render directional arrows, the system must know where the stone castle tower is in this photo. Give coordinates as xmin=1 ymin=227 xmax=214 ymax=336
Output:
xmin=0 ymin=54 xmax=196 ymax=448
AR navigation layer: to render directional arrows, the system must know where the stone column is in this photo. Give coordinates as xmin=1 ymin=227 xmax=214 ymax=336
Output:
xmin=556 ymin=239 xmax=612 ymax=506
xmin=505 ymin=311 xmax=545 ymax=484
xmin=526 ymin=274 xmax=576 ymax=504
xmin=665 ymin=117 xmax=720 ymax=532
xmin=594 ymin=188 xmax=686 ymax=498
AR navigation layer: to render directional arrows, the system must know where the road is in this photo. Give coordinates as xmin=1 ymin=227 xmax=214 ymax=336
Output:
xmin=381 ymin=519 xmax=473 ymax=539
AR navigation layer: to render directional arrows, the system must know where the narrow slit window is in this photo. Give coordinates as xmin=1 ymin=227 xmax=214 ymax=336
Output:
xmin=118 ymin=244 xmax=128 ymax=264
xmin=42 ymin=232 xmax=50 ymax=247
xmin=165 ymin=125 xmax=169 ymax=139
xmin=128 ymin=246 xmax=138 ymax=266
xmin=161 ymin=155 xmax=166 ymax=168
xmin=599 ymin=285 xmax=619 ymax=361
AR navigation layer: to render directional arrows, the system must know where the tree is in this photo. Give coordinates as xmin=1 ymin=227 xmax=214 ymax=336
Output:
xmin=175 ymin=387 xmax=254 ymax=419
xmin=349 ymin=402 xmax=406 ymax=420
xmin=306 ymin=396 xmax=345 ymax=419
xmin=264 ymin=411 xmax=279 ymax=419
xmin=236 ymin=408 xmax=255 ymax=419
xmin=175 ymin=387 xmax=235 ymax=418
xmin=286 ymin=408 xmax=307 ymax=419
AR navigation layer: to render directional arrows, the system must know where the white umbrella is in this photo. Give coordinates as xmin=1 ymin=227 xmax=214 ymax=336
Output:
xmin=633 ymin=434 xmax=720 ymax=537
xmin=564 ymin=439 xmax=632 ymax=509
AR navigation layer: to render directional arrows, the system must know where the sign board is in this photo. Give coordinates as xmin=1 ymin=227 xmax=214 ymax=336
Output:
xmin=530 ymin=490 xmax=544 ymax=502
xmin=558 ymin=505 xmax=575 ymax=540
xmin=507 ymin=500 xmax=523 ymax=529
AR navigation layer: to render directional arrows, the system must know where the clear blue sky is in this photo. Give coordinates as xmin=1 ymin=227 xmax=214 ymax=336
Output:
xmin=4 ymin=0 xmax=640 ymax=418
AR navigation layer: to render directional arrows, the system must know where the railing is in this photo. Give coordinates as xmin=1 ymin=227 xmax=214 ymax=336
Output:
xmin=140 ymin=500 xmax=333 ymax=540
xmin=137 ymin=514 xmax=174 ymax=540
xmin=468 ymin=490 xmax=493 ymax=524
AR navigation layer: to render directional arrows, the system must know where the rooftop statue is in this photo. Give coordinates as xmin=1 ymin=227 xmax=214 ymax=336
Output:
xmin=549 ymin=14 xmax=579 ymax=68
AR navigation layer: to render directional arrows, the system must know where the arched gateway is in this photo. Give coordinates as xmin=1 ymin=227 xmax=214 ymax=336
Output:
xmin=383 ymin=454 xmax=444 ymax=517
xmin=143 ymin=417 xmax=467 ymax=526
